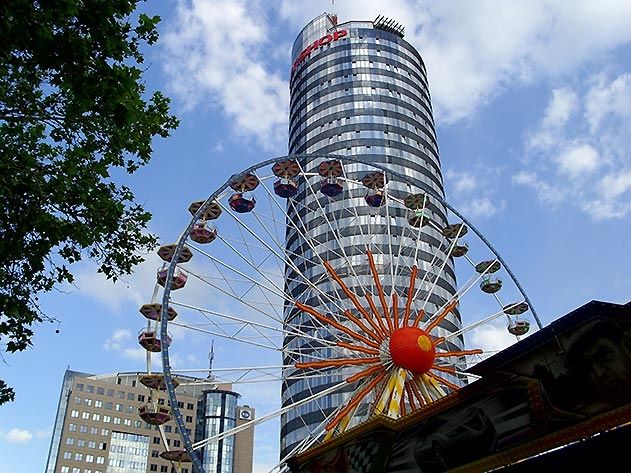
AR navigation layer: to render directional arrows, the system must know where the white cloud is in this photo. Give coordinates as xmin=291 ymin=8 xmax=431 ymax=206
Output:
xmin=406 ymin=1 xmax=631 ymax=123
xmin=468 ymin=320 xmax=521 ymax=355
xmin=104 ymin=329 xmax=147 ymax=362
xmin=581 ymin=198 xmax=631 ymax=221
xmin=122 ymin=347 xmax=148 ymax=362
xmin=162 ymin=0 xmax=288 ymax=151
xmin=556 ymin=144 xmax=599 ymax=178
xmin=2 ymin=428 xmax=33 ymax=443
xmin=512 ymin=171 xmax=564 ymax=205
xmin=445 ymin=169 xmax=505 ymax=219
xmin=528 ymin=87 xmax=579 ymax=151
xmin=447 ymin=170 xmax=477 ymax=194
xmin=543 ymin=88 xmax=579 ymax=129
xmin=599 ymin=170 xmax=631 ymax=200
xmin=582 ymin=169 xmax=631 ymax=219
xmin=103 ymin=328 xmax=131 ymax=354
xmin=585 ymin=71 xmax=631 ymax=132
xmin=515 ymin=72 xmax=631 ymax=219
xmin=73 ymin=255 xmax=160 ymax=312
xmin=460 ymin=197 xmax=505 ymax=219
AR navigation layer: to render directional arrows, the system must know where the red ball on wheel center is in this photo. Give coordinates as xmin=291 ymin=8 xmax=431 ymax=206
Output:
xmin=389 ymin=326 xmax=436 ymax=374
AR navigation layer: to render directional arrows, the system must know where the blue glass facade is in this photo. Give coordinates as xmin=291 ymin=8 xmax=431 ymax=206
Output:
xmin=281 ymin=14 xmax=462 ymax=457
xmin=195 ymin=390 xmax=239 ymax=473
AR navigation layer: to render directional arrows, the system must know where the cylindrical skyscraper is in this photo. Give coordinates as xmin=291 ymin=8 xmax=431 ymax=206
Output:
xmin=281 ymin=13 xmax=461 ymax=457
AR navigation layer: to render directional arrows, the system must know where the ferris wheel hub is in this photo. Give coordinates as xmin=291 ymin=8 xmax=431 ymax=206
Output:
xmin=389 ymin=326 xmax=436 ymax=375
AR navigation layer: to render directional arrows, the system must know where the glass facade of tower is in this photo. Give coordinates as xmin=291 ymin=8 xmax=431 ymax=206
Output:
xmin=281 ymin=14 xmax=462 ymax=457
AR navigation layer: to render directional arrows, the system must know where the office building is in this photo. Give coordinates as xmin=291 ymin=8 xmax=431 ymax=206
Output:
xmin=282 ymin=13 xmax=461 ymax=457
xmin=45 ymin=371 xmax=254 ymax=473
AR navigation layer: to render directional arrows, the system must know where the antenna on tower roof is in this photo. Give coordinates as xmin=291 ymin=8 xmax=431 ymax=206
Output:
xmin=373 ymin=15 xmax=405 ymax=38
xmin=207 ymin=340 xmax=215 ymax=379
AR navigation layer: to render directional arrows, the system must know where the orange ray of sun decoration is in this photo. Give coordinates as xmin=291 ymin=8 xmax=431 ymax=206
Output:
xmin=421 ymin=300 xmax=459 ymax=332
xmin=345 ymin=365 xmax=385 ymax=384
xmin=295 ymin=302 xmax=380 ymax=349
xmin=325 ymin=371 xmax=387 ymax=432
xmin=402 ymin=265 xmax=418 ymax=326
xmin=336 ymin=341 xmax=380 ymax=356
xmin=434 ymin=348 xmax=483 ymax=358
xmin=426 ymin=371 xmax=460 ymax=391
xmin=322 ymin=261 xmax=377 ymax=327
xmin=292 ymin=249 xmax=486 ymax=433
xmin=365 ymin=292 xmax=389 ymax=337
xmin=295 ymin=357 xmax=381 ymax=370
xmin=343 ymin=310 xmax=380 ymax=342
xmin=367 ymin=250 xmax=394 ymax=333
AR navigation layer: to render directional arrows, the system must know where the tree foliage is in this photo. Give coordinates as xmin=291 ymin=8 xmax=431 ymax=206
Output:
xmin=0 ymin=0 xmax=178 ymax=403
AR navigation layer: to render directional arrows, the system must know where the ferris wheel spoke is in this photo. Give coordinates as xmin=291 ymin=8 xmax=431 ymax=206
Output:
xmin=169 ymin=301 xmax=347 ymax=350
xmin=382 ymin=184 xmax=398 ymax=299
xmin=183 ymin=247 xmax=299 ymax=327
xmin=172 ymin=368 xmax=347 ymax=385
xmin=168 ymin=320 xmax=280 ymax=350
xmin=176 ymin=267 xmax=286 ymax=326
xmin=296 ymin=302 xmax=381 ymax=350
xmin=409 ymin=224 xmax=459 ymax=305
xmin=418 ymin=226 xmax=464 ymax=314
xmin=266 ymin=188 xmax=284 ymax=245
xmin=419 ymin=257 xmax=501 ymax=337
xmin=412 ymin=194 xmax=429 ymax=264
xmin=390 ymin=226 xmax=410 ymax=303
xmin=367 ymin=249 xmax=395 ymax=333
xmin=392 ymin=195 xmax=429 ymax=310
xmin=401 ymin=265 xmax=418 ymax=327
xmin=194 ymin=239 xmax=285 ymax=303
xmin=284 ymin=198 xmax=356 ymax=309
xmin=294 ymin=160 xmax=369 ymax=293
xmin=184 ymin=371 xmax=337 ymax=386
xmin=442 ymin=306 xmax=512 ymax=343
xmin=211 ymin=238 xmax=284 ymax=320
xmin=218 ymin=179 xmax=354 ymax=333
xmin=167 ymin=320 xmax=338 ymax=363
xmin=245 ymin=207 xmax=353 ymax=327
xmin=256 ymin=177 xmax=351 ymax=314
xmin=285 ymin=366 xmax=346 ymax=445
xmin=338 ymin=164 xmax=375 ymax=257
xmin=326 ymin=370 xmax=387 ymax=432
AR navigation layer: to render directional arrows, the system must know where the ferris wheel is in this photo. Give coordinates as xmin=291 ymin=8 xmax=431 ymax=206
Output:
xmin=134 ymin=154 xmax=541 ymax=473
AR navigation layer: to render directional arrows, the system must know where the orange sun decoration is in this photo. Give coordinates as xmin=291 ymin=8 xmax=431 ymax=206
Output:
xmin=294 ymin=250 xmax=483 ymax=438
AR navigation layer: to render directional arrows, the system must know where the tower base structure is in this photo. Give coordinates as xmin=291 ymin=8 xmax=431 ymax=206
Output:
xmin=288 ymin=299 xmax=631 ymax=473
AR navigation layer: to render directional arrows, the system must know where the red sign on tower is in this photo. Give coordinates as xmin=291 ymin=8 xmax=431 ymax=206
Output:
xmin=291 ymin=30 xmax=347 ymax=75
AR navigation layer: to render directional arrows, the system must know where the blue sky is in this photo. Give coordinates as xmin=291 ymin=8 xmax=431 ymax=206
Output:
xmin=1 ymin=1 xmax=631 ymax=472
